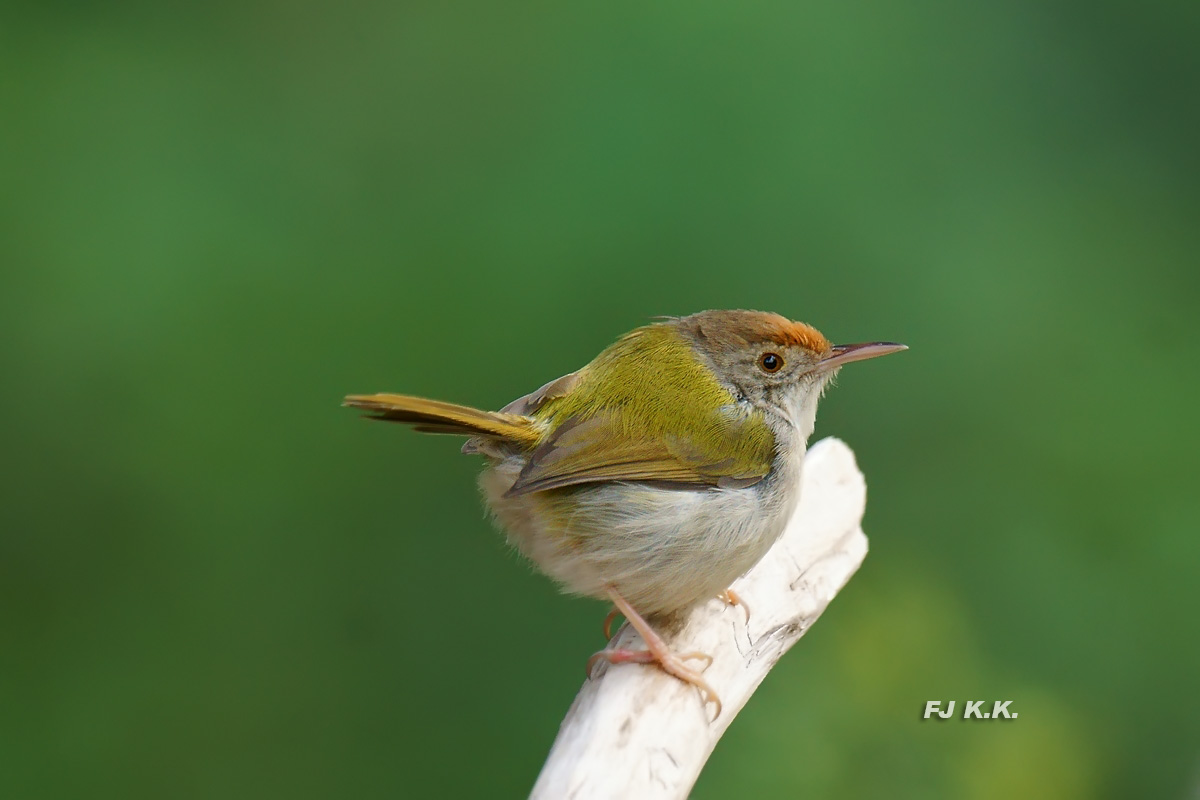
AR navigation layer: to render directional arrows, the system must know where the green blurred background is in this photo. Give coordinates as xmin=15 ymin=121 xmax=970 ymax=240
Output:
xmin=2 ymin=2 xmax=1197 ymax=798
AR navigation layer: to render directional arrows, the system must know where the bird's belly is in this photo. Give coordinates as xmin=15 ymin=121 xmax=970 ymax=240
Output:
xmin=480 ymin=458 xmax=799 ymax=617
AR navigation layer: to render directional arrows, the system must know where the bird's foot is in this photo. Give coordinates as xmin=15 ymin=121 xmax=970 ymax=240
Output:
xmin=601 ymin=607 xmax=622 ymax=640
xmin=586 ymin=586 xmax=722 ymax=717
xmin=717 ymin=588 xmax=751 ymax=624
xmin=587 ymin=647 xmax=719 ymax=715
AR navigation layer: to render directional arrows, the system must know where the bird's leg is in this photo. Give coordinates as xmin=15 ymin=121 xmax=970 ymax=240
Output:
xmin=717 ymin=588 xmax=751 ymax=624
xmin=587 ymin=586 xmax=721 ymax=716
xmin=604 ymin=588 xmax=743 ymax=642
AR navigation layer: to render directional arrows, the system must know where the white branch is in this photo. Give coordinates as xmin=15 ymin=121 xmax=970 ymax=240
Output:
xmin=530 ymin=437 xmax=870 ymax=800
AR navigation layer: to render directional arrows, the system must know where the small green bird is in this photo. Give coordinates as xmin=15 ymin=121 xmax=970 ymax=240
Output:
xmin=345 ymin=310 xmax=904 ymax=713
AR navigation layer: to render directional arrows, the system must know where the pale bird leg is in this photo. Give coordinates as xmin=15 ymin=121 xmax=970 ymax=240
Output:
xmin=717 ymin=588 xmax=751 ymax=625
xmin=586 ymin=586 xmax=722 ymax=717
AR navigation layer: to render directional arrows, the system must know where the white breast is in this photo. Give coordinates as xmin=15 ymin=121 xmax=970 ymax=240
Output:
xmin=481 ymin=444 xmax=804 ymax=616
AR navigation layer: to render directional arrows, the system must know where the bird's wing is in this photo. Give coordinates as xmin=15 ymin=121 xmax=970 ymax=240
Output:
xmin=498 ymin=371 xmax=582 ymax=416
xmin=504 ymin=407 xmax=774 ymax=496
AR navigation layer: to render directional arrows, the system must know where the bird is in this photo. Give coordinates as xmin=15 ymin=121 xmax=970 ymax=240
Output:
xmin=344 ymin=310 xmax=905 ymax=713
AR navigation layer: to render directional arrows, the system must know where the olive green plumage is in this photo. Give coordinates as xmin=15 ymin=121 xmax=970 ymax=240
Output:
xmin=344 ymin=319 xmax=777 ymax=496
xmin=509 ymin=323 xmax=775 ymax=494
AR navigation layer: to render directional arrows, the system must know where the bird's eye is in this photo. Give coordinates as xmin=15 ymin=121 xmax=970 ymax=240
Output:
xmin=758 ymin=352 xmax=783 ymax=373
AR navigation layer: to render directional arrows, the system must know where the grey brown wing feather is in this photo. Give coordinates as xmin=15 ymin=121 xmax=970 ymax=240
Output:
xmin=498 ymin=371 xmax=582 ymax=415
xmin=461 ymin=371 xmax=581 ymax=455
xmin=504 ymin=413 xmax=768 ymax=496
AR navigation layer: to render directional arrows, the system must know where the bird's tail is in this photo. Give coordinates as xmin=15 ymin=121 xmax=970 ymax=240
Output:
xmin=343 ymin=393 xmax=542 ymax=448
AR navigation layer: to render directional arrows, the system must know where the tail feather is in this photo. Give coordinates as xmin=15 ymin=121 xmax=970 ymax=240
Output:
xmin=343 ymin=393 xmax=541 ymax=448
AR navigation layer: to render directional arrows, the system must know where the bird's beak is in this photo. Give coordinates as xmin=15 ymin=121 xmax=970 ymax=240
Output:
xmin=819 ymin=341 xmax=908 ymax=370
